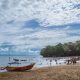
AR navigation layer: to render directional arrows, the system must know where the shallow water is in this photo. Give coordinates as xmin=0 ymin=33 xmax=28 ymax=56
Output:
xmin=0 ymin=56 xmax=66 ymax=72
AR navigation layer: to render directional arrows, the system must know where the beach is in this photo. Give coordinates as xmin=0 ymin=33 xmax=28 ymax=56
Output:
xmin=0 ymin=64 xmax=80 ymax=80
xmin=0 ymin=56 xmax=66 ymax=71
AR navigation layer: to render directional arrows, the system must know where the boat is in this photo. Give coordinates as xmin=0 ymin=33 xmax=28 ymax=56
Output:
xmin=21 ymin=59 xmax=27 ymax=61
xmin=8 ymin=62 xmax=21 ymax=65
xmin=5 ymin=63 xmax=35 ymax=71
xmin=0 ymin=67 xmax=5 ymax=70
xmin=13 ymin=58 xmax=19 ymax=61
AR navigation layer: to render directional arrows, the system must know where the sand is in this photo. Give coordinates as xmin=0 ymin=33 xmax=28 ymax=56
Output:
xmin=0 ymin=64 xmax=80 ymax=80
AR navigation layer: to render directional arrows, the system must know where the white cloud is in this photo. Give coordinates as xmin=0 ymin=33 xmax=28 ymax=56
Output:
xmin=8 ymin=29 xmax=80 ymax=49
xmin=0 ymin=0 xmax=80 ymax=26
xmin=0 ymin=0 xmax=80 ymax=54
xmin=0 ymin=26 xmax=80 ymax=52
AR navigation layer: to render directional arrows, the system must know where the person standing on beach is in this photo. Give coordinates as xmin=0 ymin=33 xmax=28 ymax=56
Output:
xmin=50 ymin=59 xmax=52 ymax=66
xmin=55 ymin=59 xmax=58 ymax=64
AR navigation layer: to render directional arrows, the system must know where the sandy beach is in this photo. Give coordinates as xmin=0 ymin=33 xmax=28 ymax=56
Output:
xmin=0 ymin=64 xmax=80 ymax=80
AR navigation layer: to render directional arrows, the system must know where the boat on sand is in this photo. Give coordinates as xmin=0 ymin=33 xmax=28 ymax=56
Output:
xmin=5 ymin=63 xmax=35 ymax=71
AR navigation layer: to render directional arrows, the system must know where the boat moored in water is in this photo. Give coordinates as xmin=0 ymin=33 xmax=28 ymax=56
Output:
xmin=13 ymin=58 xmax=19 ymax=61
xmin=8 ymin=62 xmax=21 ymax=65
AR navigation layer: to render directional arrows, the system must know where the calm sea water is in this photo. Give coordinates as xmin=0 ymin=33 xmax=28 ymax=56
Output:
xmin=0 ymin=55 xmax=66 ymax=72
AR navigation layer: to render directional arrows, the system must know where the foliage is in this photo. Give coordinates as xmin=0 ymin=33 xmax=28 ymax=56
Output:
xmin=40 ymin=41 xmax=80 ymax=57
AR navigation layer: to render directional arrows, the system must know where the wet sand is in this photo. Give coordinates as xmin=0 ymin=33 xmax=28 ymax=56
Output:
xmin=0 ymin=64 xmax=80 ymax=80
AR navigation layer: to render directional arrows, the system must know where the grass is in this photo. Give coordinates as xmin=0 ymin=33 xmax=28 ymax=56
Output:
xmin=0 ymin=64 xmax=80 ymax=80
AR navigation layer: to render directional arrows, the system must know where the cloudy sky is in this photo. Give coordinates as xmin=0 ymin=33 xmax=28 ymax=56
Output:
xmin=0 ymin=0 xmax=80 ymax=55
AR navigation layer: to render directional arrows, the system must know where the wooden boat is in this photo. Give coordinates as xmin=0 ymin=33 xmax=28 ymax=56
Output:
xmin=21 ymin=59 xmax=27 ymax=61
xmin=5 ymin=63 xmax=35 ymax=71
xmin=13 ymin=58 xmax=19 ymax=61
xmin=8 ymin=62 xmax=21 ymax=65
xmin=0 ymin=67 xmax=5 ymax=70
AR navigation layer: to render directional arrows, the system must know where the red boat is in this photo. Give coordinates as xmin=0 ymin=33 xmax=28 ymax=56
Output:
xmin=5 ymin=63 xmax=35 ymax=71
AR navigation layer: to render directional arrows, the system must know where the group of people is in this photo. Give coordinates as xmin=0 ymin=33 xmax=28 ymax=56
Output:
xmin=66 ymin=57 xmax=80 ymax=65
xmin=49 ymin=57 xmax=80 ymax=65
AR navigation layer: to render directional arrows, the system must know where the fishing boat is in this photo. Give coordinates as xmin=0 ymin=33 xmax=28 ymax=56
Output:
xmin=0 ymin=67 xmax=5 ymax=70
xmin=13 ymin=58 xmax=19 ymax=61
xmin=5 ymin=63 xmax=35 ymax=71
xmin=21 ymin=59 xmax=27 ymax=61
xmin=8 ymin=61 xmax=21 ymax=65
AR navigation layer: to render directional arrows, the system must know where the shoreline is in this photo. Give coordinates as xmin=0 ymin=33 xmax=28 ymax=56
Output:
xmin=0 ymin=64 xmax=80 ymax=80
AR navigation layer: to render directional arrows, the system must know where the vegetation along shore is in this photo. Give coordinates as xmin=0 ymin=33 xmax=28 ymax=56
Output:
xmin=40 ymin=41 xmax=80 ymax=57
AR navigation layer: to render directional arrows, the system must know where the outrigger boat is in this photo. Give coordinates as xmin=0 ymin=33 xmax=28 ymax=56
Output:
xmin=4 ymin=63 xmax=35 ymax=71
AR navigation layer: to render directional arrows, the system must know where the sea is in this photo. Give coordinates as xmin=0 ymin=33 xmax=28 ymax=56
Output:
xmin=0 ymin=55 xmax=66 ymax=72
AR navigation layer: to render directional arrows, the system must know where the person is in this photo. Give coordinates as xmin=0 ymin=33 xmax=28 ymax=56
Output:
xmin=55 ymin=59 xmax=58 ymax=64
xmin=66 ymin=59 xmax=71 ymax=65
xmin=71 ymin=57 xmax=76 ymax=64
xmin=50 ymin=59 xmax=52 ymax=66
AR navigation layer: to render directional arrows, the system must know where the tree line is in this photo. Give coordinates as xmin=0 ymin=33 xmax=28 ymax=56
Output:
xmin=40 ymin=41 xmax=80 ymax=57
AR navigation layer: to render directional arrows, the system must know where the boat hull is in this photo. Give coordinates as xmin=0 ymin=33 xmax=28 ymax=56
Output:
xmin=5 ymin=63 xmax=35 ymax=71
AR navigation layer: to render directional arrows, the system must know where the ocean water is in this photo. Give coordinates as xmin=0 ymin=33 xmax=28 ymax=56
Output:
xmin=0 ymin=55 xmax=66 ymax=72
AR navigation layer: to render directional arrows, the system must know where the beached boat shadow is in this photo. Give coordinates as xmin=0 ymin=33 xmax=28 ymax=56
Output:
xmin=6 ymin=69 xmax=34 ymax=73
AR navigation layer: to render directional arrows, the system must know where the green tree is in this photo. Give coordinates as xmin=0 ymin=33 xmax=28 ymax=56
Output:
xmin=40 ymin=40 xmax=80 ymax=57
xmin=55 ymin=43 xmax=64 ymax=57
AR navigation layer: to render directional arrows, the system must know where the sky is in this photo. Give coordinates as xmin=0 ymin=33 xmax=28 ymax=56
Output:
xmin=0 ymin=0 xmax=80 ymax=55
